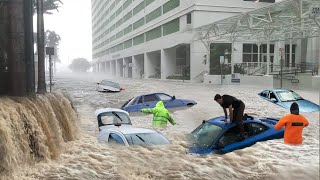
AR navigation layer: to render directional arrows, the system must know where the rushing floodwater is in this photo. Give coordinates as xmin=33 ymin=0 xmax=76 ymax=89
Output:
xmin=10 ymin=73 xmax=320 ymax=180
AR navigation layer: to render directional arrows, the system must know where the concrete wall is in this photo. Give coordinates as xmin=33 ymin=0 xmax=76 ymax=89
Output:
xmin=204 ymin=75 xmax=221 ymax=84
xmin=240 ymin=75 xmax=274 ymax=88
xmin=190 ymin=41 xmax=207 ymax=80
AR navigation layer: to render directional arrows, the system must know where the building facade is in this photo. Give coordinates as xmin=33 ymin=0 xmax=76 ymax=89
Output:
xmin=91 ymin=0 xmax=298 ymax=80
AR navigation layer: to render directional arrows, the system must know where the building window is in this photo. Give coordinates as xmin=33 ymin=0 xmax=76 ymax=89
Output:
xmin=187 ymin=13 xmax=192 ymax=24
xmin=146 ymin=7 xmax=162 ymax=23
xmin=259 ymin=44 xmax=275 ymax=64
xmin=242 ymin=44 xmax=258 ymax=63
xmin=163 ymin=0 xmax=180 ymax=14
xmin=285 ymin=44 xmax=296 ymax=67
xmin=145 ymin=0 xmax=155 ymax=7
xmin=133 ymin=18 xmax=145 ymax=30
xmin=133 ymin=34 xmax=145 ymax=45
xmin=163 ymin=18 xmax=180 ymax=36
xmin=146 ymin=27 xmax=162 ymax=41
xmin=133 ymin=1 xmax=144 ymax=15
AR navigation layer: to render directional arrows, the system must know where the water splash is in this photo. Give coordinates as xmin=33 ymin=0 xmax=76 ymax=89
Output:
xmin=0 ymin=93 xmax=78 ymax=176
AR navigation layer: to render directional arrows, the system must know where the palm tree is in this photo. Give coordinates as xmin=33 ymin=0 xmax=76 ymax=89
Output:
xmin=45 ymin=30 xmax=61 ymax=74
xmin=35 ymin=0 xmax=62 ymax=94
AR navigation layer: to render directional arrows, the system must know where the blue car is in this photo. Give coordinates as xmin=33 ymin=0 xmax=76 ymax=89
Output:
xmin=121 ymin=93 xmax=197 ymax=112
xmin=188 ymin=116 xmax=284 ymax=155
xmin=258 ymin=89 xmax=320 ymax=112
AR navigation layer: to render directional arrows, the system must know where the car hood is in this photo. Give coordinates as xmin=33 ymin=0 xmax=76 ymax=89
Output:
xmin=279 ymin=100 xmax=320 ymax=112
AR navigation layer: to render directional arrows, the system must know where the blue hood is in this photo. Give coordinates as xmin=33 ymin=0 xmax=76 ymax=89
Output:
xmin=279 ymin=100 xmax=320 ymax=113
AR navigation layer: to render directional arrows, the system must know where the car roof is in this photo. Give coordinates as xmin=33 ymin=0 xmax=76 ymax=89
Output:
xmin=95 ymin=108 xmax=129 ymax=116
xmin=107 ymin=127 xmax=157 ymax=135
xmin=265 ymin=89 xmax=292 ymax=92
xmin=207 ymin=116 xmax=263 ymax=128
xmin=137 ymin=92 xmax=170 ymax=97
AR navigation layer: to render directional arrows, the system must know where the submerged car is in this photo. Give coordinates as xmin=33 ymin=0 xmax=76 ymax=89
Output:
xmin=121 ymin=93 xmax=197 ymax=112
xmin=96 ymin=80 xmax=124 ymax=92
xmin=188 ymin=115 xmax=284 ymax=155
xmin=258 ymin=89 xmax=320 ymax=112
xmin=95 ymin=108 xmax=170 ymax=146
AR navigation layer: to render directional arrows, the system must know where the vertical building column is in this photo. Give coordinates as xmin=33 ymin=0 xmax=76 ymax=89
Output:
xmin=144 ymin=53 xmax=150 ymax=79
xmin=161 ymin=49 xmax=167 ymax=80
xmin=132 ymin=56 xmax=138 ymax=79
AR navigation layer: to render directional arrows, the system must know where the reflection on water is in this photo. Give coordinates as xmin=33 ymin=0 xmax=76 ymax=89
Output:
xmin=4 ymin=73 xmax=320 ymax=179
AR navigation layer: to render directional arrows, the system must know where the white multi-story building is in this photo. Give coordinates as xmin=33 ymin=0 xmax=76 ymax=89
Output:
xmin=92 ymin=0 xmax=320 ymax=81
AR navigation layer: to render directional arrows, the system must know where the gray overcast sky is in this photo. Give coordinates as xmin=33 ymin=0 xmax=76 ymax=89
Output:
xmin=41 ymin=0 xmax=92 ymax=71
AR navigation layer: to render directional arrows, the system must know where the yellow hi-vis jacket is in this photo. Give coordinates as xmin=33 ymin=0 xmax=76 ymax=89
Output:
xmin=141 ymin=101 xmax=176 ymax=128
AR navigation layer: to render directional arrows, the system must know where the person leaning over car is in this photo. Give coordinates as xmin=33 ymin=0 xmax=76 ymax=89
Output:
xmin=214 ymin=94 xmax=246 ymax=140
xmin=275 ymin=102 xmax=309 ymax=145
xmin=141 ymin=101 xmax=176 ymax=128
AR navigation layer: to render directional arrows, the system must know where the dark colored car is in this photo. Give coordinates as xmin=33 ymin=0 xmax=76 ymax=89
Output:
xmin=121 ymin=93 xmax=197 ymax=112
xmin=258 ymin=89 xmax=320 ymax=112
xmin=188 ymin=115 xmax=284 ymax=155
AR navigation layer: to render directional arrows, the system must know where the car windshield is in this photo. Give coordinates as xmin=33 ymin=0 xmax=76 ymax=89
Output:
xmin=101 ymin=80 xmax=120 ymax=89
xmin=99 ymin=111 xmax=131 ymax=125
xmin=276 ymin=91 xmax=303 ymax=102
xmin=191 ymin=122 xmax=222 ymax=149
xmin=125 ymin=133 xmax=170 ymax=145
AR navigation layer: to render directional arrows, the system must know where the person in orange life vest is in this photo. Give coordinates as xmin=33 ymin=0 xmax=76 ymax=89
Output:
xmin=275 ymin=102 xmax=309 ymax=145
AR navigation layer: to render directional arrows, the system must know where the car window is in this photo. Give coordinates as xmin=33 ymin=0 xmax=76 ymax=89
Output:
xmin=260 ymin=91 xmax=269 ymax=98
xmin=109 ymin=133 xmax=125 ymax=145
xmin=125 ymin=133 xmax=170 ymax=145
xmin=127 ymin=97 xmax=137 ymax=106
xmin=144 ymin=95 xmax=159 ymax=103
xmin=218 ymin=126 xmax=241 ymax=147
xmin=244 ymin=122 xmax=268 ymax=137
xmin=269 ymin=92 xmax=277 ymax=100
xmin=191 ymin=122 xmax=222 ymax=149
xmin=276 ymin=91 xmax=303 ymax=102
xmin=157 ymin=94 xmax=172 ymax=101
xmin=137 ymin=97 xmax=143 ymax=104
xmin=99 ymin=112 xmax=131 ymax=125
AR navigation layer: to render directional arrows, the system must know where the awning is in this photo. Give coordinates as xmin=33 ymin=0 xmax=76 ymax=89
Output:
xmin=196 ymin=0 xmax=320 ymax=42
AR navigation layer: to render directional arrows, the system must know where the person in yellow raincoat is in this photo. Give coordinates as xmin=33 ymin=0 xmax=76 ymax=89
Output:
xmin=141 ymin=101 xmax=176 ymax=128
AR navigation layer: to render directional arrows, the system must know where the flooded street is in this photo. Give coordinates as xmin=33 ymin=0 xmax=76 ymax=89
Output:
xmin=14 ymin=74 xmax=319 ymax=180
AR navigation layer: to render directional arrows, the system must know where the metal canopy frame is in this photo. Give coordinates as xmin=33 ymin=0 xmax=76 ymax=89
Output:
xmin=196 ymin=0 xmax=320 ymax=43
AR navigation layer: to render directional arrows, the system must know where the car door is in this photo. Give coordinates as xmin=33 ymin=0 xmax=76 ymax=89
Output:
xmin=143 ymin=94 xmax=160 ymax=108
xmin=130 ymin=97 xmax=146 ymax=112
xmin=108 ymin=132 xmax=129 ymax=146
xmin=216 ymin=124 xmax=257 ymax=153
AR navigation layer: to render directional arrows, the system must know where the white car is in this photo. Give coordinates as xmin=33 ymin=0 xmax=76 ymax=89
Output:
xmin=96 ymin=80 xmax=124 ymax=92
xmin=95 ymin=108 xmax=170 ymax=146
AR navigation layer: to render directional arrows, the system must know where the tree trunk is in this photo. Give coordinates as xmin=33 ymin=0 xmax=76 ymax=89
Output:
xmin=24 ymin=0 xmax=35 ymax=95
xmin=37 ymin=0 xmax=46 ymax=93
xmin=8 ymin=0 xmax=27 ymax=96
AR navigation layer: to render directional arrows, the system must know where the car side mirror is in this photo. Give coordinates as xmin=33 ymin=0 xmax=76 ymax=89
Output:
xmin=270 ymin=98 xmax=277 ymax=103
xmin=172 ymin=96 xmax=176 ymax=100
